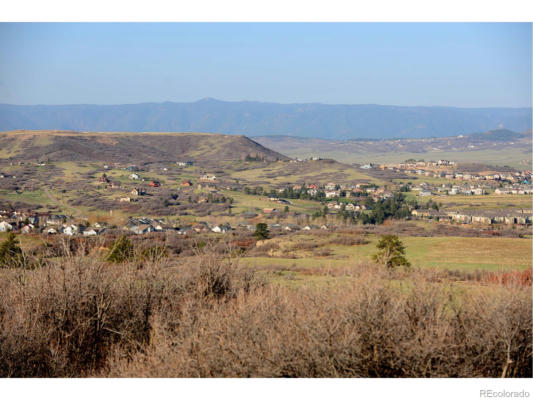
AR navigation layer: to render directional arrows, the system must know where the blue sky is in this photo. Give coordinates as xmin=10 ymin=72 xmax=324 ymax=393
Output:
xmin=0 ymin=23 xmax=531 ymax=107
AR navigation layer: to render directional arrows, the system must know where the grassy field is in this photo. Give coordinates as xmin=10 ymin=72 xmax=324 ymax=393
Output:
xmin=223 ymin=190 xmax=321 ymax=215
xmin=424 ymin=194 xmax=532 ymax=210
xmin=229 ymin=160 xmax=384 ymax=186
xmin=243 ymin=233 xmax=532 ymax=272
xmin=272 ymin=147 xmax=532 ymax=170
xmin=0 ymin=189 xmax=54 ymax=209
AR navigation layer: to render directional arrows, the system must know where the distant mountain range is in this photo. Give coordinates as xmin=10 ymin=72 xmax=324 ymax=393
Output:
xmin=0 ymin=99 xmax=531 ymax=140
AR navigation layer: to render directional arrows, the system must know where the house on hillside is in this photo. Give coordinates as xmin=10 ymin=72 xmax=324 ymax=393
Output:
xmin=129 ymin=173 xmax=140 ymax=180
xmin=181 ymin=180 xmax=193 ymax=187
xmin=149 ymin=181 xmax=161 ymax=187
xmin=192 ymin=222 xmax=209 ymax=233
xmin=62 ymin=225 xmax=79 ymax=236
xmin=131 ymin=188 xmax=146 ymax=196
xmin=0 ymin=221 xmax=13 ymax=232
xmin=200 ymin=174 xmax=217 ymax=182
xmin=46 ymin=215 xmax=67 ymax=226
xmin=212 ymin=223 xmax=231 ymax=233
xmin=130 ymin=225 xmax=154 ymax=235
xmin=21 ymin=224 xmax=34 ymax=234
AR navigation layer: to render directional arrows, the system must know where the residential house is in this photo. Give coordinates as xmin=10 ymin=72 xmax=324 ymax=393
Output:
xmin=21 ymin=224 xmax=34 ymax=234
xmin=262 ymin=208 xmax=278 ymax=215
xmin=345 ymin=203 xmax=356 ymax=211
xmin=62 ymin=225 xmax=79 ymax=236
xmin=0 ymin=221 xmax=13 ymax=232
xmin=192 ymin=222 xmax=209 ymax=233
xmin=130 ymin=225 xmax=154 ymax=235
xmin=200 ymin=174 xmax=217 ymax=182
xmin=324 ymin=182 xmax=337 ymax=191
xmin=46 ymin=215 xmax=66 ymax=226
xmin=212 ymin=224 xmax=230 ymax=233
xmin=131 ymin=188 xmax=146 ymax=196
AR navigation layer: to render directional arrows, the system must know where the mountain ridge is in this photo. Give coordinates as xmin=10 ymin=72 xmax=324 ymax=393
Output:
xmin=0 ymin=99 xmax=530 ymax=140
xmin=0 ymin=130 xmax=288 ymax=165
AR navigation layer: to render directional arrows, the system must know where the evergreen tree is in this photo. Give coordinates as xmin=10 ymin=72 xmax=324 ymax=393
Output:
xmin=254 ymin=223 xmax=269 ymax=240
xmin=0 ymin=232 xmax=24 ymax=268
xmin=106 ymin=235 xmax=134 ymax=263
xmin=372 ymin=235 xmax=410 ymax=269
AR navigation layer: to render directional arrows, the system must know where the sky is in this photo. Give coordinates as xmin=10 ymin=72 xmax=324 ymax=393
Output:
xmin=0 ymin=23 xmax=531 ymax=108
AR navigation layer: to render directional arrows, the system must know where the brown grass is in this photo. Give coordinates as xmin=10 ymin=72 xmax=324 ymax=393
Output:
xmin=0 ymin=248 xmax=530 ymax=378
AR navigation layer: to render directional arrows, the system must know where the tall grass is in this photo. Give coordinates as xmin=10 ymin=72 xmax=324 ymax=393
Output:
xmin=0 ymin=249 xmax=530 ymax=377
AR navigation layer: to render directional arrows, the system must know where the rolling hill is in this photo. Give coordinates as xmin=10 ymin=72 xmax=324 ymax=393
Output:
xmin=254 ymin=129 xmax=533 ymax=169
xmin=0 ymin=130 xmax=288 ymax=164
xmin=0 ymin=99 xmax=530 ymax=140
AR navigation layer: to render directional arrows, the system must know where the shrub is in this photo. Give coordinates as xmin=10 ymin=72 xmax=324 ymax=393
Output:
xmin=0 ymin=251 xmax=530 ymax=378
xmin=106 ymin=235 xmax=134 ymax=263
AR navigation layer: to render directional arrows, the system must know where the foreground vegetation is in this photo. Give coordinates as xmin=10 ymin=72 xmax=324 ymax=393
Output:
xmin=0 ymin=241 xmax=530 ymax=378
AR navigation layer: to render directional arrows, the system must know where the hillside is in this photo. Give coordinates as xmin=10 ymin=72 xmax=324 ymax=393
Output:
xmin=0 ymin=130 xmax=288 ymax=164
xmin=0 ymin=99 xmax=531 ymax=140
xmin=254 ymin=130 xmax=533 ymax=169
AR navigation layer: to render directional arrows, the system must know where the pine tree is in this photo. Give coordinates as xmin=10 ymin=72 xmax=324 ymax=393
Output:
xmin=254 ymin=223 xmax=269 ymax=240
xmin=372 ymin=235 xmax=410 ymax=269
xmin=0 ymin=232 xmax=24 ymax=268
xmin=106 ymin=235 xmax=134 ymax=263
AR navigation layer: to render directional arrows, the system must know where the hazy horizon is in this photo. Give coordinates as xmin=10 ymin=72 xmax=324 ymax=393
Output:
xmin=1 ymin=97 xmax=532 ymax=109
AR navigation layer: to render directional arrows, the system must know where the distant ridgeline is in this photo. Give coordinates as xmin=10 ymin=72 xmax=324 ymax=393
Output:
xmin=0 ymin=99 xmax=531 ymax=140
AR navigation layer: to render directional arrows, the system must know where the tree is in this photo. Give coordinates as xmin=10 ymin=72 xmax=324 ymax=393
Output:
xmin=106 ymin=235 xmax=134 ymax=263
xmin=372 ymin=235 xmax=410 ymax=269
xmin=254 ymin=223 xmax=269 ymax=240
xmin=0 ymin=232 xmax=24 ymax=268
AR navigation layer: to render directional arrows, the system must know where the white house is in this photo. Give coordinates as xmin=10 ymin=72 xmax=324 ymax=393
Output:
xmin=0 ymin=221 xmax=13 ymax=232
xmin=130 ymin=225 xmax=154 ymax=235
xmin=62 ymin=225 xmax=78 ymax=236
